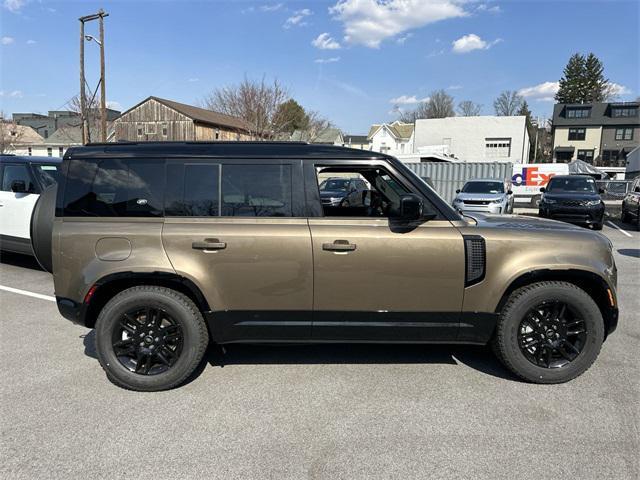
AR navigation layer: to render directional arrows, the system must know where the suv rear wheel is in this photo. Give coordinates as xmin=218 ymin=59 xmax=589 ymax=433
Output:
xmin=493 ymin=281 xmax=604 ymax=384
xmin=95 ymin=286 xmax=209 ymax=391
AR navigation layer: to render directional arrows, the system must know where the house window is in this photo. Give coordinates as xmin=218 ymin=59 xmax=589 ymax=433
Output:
xmin=28 ymin=147 xmax=32 ymax=156
xmin=615 ymin=128 xmax=634 ymax=141
xmin=44 ymin=130 xmax=49 ymax=139
xmin=485 ymin=138 xmax=511 ymax=158
xmin=58 ymin=147 xmax=64 ymax=157
xmin=215 ymin=129 xmax=220 ymax=140
xmin=137 ymin=125 xmax=143 ymax=136
xmin=568 ymin=128 xmax=586 ymax=141
xmin=47 ymin=147 xmax=52 ymax=157
xmin=601 ymin=150 xmax=625 ymax=168
xmin=145 ymin=123 xmax=156 ymax=134
xmin=611 ymin=107 xmax=638 ymax=118
xmin=577 ymin=149 xmax=594 ymax=163
xmin=400 ymin=143 xmax=405 ymax=153
xmin=162 ymin=125 xmax=168 ymax=137
xmin=566 ymin=107 xmax=591 ymax=118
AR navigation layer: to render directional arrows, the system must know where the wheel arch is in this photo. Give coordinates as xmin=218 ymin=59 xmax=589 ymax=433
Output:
xmin=83 ymin=271 xmax=211 ymax=328
xmin=495 ymin=269 xmax=618 ymax=337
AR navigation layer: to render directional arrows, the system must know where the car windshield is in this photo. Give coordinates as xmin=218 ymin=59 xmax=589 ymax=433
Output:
xmin=320 ymin=179 xmax=350 ymax=191
xmin=547 ymin=177 xmax=597 ymax=193
xmin=32 ymin=164 xmax=60 ymax=188
xmin=462 ymin=181 xmax=504 ymax=194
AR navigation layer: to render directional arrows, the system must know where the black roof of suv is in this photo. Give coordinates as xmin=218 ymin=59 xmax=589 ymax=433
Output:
xmin=65 ymin=141 xmax=391 ymax=160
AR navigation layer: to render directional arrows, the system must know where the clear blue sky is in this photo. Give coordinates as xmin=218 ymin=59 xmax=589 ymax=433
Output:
xmin=1 ymin=0 xmax=639 ymax=133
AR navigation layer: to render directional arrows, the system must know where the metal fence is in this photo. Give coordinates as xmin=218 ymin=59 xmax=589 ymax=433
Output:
xmin=405 ymin=162 xmax=514 ymax=203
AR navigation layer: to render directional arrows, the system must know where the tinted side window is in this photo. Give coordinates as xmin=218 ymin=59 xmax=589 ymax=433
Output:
xmin=63 ymin=158 xmax=165 ymax=217
xmin=222 ymin=164 xmax=292 ymax=217
xmin=165 ymin=163 xmax=220 ymax=216
xmin=2 ymin=164 xmax=36 ymax=192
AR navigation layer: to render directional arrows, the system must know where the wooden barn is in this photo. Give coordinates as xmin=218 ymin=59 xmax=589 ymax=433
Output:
xmin=114 ymin=96 xmax=253 ymax=142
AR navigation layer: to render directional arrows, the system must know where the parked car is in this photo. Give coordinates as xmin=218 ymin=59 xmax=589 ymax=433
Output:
xmin=452 ymin=179 xmax=513 ymax=214
xmin=31 ymin=142 xmax=618 ymax=391
xmin=319 ymin=177 xmax=368 ymax=207
xmin=621 ymin=176 xmax=640 ymax=227
xmin=0 ymin=155 xmax=61 ymax=255
xmin=538 ymin=175 xmax=605 ymax=230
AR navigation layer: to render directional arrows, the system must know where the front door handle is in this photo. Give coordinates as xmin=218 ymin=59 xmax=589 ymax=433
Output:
xmin=192 ymin=239 xmax=227 ymax=251
xmin=322 ymin=240 xmax=356 ymax=252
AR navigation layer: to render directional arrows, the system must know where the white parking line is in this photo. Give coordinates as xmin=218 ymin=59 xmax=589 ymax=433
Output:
xmin=606 ymin=221 xmax=633 ymax=238
xmin=0 ymin=285 xmax=56 ymax=302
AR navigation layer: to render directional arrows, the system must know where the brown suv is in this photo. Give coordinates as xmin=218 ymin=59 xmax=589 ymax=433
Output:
xmin=31 ymin=142 xmax=619 ymax=391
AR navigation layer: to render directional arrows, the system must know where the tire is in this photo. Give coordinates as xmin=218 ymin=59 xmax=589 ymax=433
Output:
xmin=492 ymin=281 xmax=604 ymax=384
xmin=592 ymin=222 xmax=603 ymax=231
xmin=620 ymin=209 xmax=629 ymax=224
xmin=95 ymin=286 xmax=209 ymax=391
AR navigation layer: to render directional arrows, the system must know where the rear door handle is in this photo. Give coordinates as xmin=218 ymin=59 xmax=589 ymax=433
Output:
xmin=322 ymin=240 xmax=356 ymax=252
xmin=192 ymin=239 xmax=227 ymax=251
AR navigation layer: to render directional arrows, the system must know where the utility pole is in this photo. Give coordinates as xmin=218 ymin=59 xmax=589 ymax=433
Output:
xmin=79 ymin=9 xmax=109 ymax=144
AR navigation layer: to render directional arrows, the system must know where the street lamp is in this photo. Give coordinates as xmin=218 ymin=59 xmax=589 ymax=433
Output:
xmin=84 ymin=35 xmax=102 ymax=46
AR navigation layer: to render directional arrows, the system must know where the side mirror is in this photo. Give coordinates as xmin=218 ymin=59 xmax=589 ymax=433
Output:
xmin=507 ymin=190 xmax=513 ymax=195
xmin=455 ymin=189 xmax=461 ymax=194
xmin=10 ymin=180 xmax=27 ymax=193
xmin=539 ymin=187 xmax=546 ymax=193
xmin=397 ymin=194 xmax=423 ymax=221
xmin=599 ymin=188 xmax=605 ymax=194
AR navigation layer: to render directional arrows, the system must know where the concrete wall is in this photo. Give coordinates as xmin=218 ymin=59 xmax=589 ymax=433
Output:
xmin=413 ymin=116 xmax=530 ymax=163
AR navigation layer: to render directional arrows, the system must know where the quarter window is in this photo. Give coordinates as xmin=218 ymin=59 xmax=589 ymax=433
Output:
xmin=568 ymin=128 xmax=586 ymax=141
xmin=63 ymin=158 xmax=165 ymax=217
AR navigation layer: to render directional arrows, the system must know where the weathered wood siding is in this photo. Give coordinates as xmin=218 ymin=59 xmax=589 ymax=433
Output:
xmin=114 ymin=98 xmax=195 ymax=141
xmin=195 ymin=124 xmax=252 ymax=141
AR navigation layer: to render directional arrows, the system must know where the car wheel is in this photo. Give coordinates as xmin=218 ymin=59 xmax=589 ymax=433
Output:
xmin=492 ymin=281 xmax=604 ymax=384
xmin=530 ymin=195 xmax=541 ymax=208
xmin=592 ymin=222 xmax=603 ymax=230
xmin=95 ymin=286 xmax=209 ymax=391
xmin=621 ymin=209 xmax=630 ymax=223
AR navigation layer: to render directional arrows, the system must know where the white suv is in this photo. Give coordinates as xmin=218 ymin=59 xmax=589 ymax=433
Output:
xmin=0 ymin=155 xmax=61 ymax=255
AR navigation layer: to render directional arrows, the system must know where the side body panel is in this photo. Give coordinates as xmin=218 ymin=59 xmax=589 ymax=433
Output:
xmin=52 ymin=218 xmax=172 ymax=302
xmin=162 ymin=217 xmax=314 ymax=341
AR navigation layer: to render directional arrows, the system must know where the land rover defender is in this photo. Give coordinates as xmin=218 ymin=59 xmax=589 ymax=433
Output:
xmin=31 ymin=142 xmax=618 ymax=391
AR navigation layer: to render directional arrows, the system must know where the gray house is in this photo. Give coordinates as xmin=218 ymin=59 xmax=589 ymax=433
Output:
xmin=552 ymin=102 xmax=639 ymax=176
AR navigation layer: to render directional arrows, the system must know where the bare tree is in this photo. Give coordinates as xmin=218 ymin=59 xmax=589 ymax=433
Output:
xmin=202 ymin=76 xmax=291 ymax=140
xmin=303 ymin=111 xmax=333 ymax=142
xmin=0 ymin=111 xmax=25 ymax=154
xmin=397 ymin=89 xmax=455 ymax=121
xmin=65 ymin=89 xmax=100 ymax=142
xmin=493 ymin=90 xmax=523 ymax=116
xmin=457 ymin=100 xmax=482 ymax=116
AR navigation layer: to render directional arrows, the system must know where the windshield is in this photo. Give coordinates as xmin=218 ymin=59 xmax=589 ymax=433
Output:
xmin=462 ymin=181 xmax=504 ymax=194
xmin=547 ymin=176 xmax=597 ymax=193
xmin=320 ymin=179 xmax=350 ymax=191
xmin=32 ymin=164 xmax=60 ymax=188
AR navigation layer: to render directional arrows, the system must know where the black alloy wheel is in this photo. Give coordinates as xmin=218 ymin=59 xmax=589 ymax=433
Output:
xmin=518 ymin=301 xmax=586 ymax=369
xmin=112 ymin=307 xmax=184 ymax=376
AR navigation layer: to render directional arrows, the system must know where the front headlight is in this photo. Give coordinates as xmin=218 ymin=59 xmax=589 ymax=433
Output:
xmin=585 ymin=199 xmax=602 ymax=206
xmin=491 ymin=198 xmax=503 ymax=204
xmin=453 ymin=198 xmax=463 ymax=204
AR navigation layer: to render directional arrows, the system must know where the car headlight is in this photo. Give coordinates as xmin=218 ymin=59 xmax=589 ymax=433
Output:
xmin=491 ymin=198 xmax=503 ymax=204
xmin=585 ymin=199 xmax=602 ymax=206
xmin=542 ymin=198 xmax=556 ymax=204
xmin=453 ymin=198 xmax=463 ymax=204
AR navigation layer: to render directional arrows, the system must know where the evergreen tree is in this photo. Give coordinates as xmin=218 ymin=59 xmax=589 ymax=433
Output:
xmin=583 ymin=53 xmax=610 ymax=102
xmin=555 ymin=53 xmax=586 ymax=103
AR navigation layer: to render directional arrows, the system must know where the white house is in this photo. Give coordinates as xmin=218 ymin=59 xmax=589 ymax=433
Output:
xmin=413 ymin=116 xmax=530 ymax=163
xmin=367 ymin=121 xmax=414 ymax=156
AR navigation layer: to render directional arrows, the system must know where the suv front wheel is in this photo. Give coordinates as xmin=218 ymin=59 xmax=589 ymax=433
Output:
xmin=95 ymin=286 xmax=209 ymax=391
xmin=493 ymin=281 xmax=604 ymax=384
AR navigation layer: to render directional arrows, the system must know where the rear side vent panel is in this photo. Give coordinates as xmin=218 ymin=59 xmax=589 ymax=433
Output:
xmin=464 ymin=235 xmax=486 ymax=287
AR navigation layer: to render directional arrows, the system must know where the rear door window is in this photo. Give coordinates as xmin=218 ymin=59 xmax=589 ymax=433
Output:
xmin=63 ymin=158 xmax=165 ymax=217
xmin=165 ymin=163 xmax=220 ymax=216
xmin=32 ymin=164 xmax=60 ymax=188
xmin=2 ymin=164 xmax=36 ymax=193
xmin=222 ymin=164 xmax=292 ymax=217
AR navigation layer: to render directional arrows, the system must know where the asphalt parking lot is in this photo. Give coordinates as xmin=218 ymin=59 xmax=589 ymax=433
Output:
xmin=1 ymin=220 xmax=638 ymax=480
